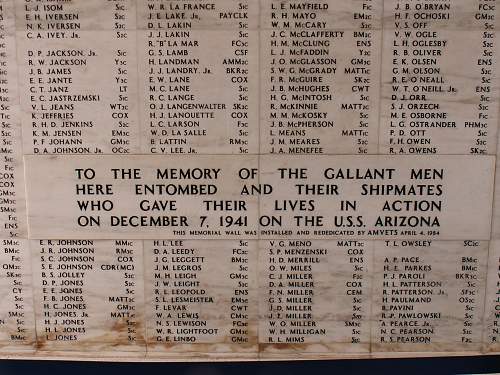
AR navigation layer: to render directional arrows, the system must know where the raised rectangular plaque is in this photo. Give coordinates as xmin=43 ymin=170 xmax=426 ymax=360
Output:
xmin=0 ymin=0 xmax=499 ymax=361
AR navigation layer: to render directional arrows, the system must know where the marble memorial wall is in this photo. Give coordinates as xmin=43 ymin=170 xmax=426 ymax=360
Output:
xmin=0 ymin=0 xmax=497 ymax=361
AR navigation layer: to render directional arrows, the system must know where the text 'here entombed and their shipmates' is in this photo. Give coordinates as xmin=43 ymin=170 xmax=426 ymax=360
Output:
xmin=0 ymin=0 xmax=499 ymax=361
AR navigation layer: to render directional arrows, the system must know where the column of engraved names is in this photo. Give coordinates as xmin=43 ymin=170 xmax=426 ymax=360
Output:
xmin=16 ymin=0 xmax=139 ymax=155
xmin=482 ymin=118 xmax=500 ymax=352
xmin=372 ymin=241 xmax=487 ymax=352
xmin=144 ymin=240 xmax=257 ymax=354
xmin=381 ymin=0 xmax=500 ymax=154
xmin=261 ymin=0 xmax=382 ymax=154
xmin=0 ymin=0 xmax=35 ymax=350
xmin=32 ymin=240 xmax=144 ymax=352
xmin=137 ymin=0 xmax=258 ymax=155
xmin=259 ymin=239 xmax=371 ymax=354
xmin=108 ymin=0 xmax=137 ymax=154
xmin=484 ymin=248 xmax=500 ymax=350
